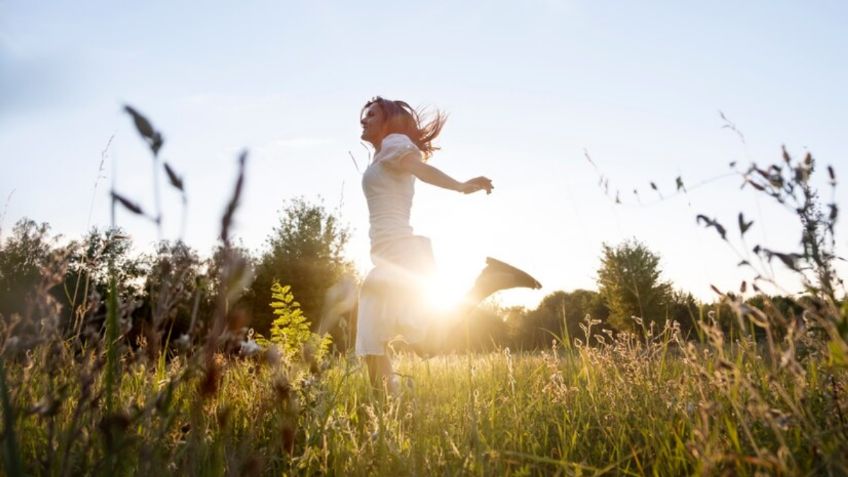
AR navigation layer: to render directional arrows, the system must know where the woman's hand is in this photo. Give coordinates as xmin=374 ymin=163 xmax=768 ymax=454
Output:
xmin=458 ymin=177 xmax=493 ymax=195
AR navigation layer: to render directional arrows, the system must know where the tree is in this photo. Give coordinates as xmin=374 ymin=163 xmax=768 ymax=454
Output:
xmin=666 ymin=289 xmax=699 ymax=338
xmin=0 ymin=219 xmax=55 ymax=321
xmin=61 ymin=227 xmax=146 ymax=337
xmin=519 ymin=289 xmax=610 ymax=349
xmin=205 ymin=241 xmax=255 ymax=320
xmin=249 ymin=198 xmax=354 ymax=334
xmin=138 ymin=240 xmax=205 ymax=354
xmin=597 ymin=239 xmax=671 ymax=333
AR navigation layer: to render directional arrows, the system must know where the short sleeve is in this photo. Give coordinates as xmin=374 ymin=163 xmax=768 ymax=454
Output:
xmin=377 ymin=134 xmax=423 ymax=167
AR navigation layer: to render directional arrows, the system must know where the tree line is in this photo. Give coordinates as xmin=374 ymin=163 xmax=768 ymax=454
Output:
xmin=0 ymin=198 xmax=808 ymax=354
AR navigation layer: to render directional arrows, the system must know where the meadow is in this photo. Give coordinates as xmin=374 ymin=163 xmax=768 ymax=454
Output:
xmin=5 ymin=310 xmax=847 ymax=476
xmin=2 ymin=107 xmax=847 ymax=476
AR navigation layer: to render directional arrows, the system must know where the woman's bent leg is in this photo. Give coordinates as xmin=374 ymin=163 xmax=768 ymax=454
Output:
xmin=467 ymin=257 xmax=542 ymax=304
xmin=415 ymin=258 xmax=542 ymax=356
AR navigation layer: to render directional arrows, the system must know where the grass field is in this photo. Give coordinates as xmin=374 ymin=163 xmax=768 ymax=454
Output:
xmin=2 ymin=109 xmax=846 ymax=476
xmin=5 ymin=314 xmax=847 ymax=476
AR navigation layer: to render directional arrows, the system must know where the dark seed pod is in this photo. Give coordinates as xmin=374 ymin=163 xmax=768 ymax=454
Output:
xmin=163 ymin=162 xmax=184 ymax=191
xmin=111 ymin=191 xmax=144 ymax=215
xmin=124 ymin=105 xmax=155 ymax=140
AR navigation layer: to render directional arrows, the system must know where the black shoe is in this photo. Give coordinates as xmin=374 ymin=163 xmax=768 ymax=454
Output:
xmin=483 ymin=257 xmax=542 ymax=289
xmin=473 ymin=258 xmax=542 ymax=300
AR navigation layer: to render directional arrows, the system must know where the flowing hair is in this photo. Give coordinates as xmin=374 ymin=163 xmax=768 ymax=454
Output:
xmin=362 ymin=96 xmax=447 ymax=160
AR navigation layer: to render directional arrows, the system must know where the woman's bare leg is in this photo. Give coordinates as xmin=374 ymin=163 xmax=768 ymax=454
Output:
xmin=365 ymin=354 xmax=398 ymax=395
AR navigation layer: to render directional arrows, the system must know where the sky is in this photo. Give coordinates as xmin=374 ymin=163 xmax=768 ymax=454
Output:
xmin=1 ymin=1 xmax=846 ymax=309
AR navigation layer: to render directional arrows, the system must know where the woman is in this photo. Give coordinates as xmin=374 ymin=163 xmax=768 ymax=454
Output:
xmin=357 ymin=96 xmax=541 ymax=392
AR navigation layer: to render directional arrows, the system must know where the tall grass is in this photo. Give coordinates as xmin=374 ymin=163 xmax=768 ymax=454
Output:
xmin=3 ymin=317 xmax=846 ymax=475
xmin=1 ymin=108 xmax=845 ymax=475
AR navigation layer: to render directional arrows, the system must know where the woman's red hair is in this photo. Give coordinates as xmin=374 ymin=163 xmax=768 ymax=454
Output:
xmin=362 ymin=97 xmax=447 ymax=160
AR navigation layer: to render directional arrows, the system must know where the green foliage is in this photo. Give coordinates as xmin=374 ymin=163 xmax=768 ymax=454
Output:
xmin=142 ymin=240 xmax=205 ymax=333
xmin=66 ymin=228 xmax=143 ymax=292
xmin=521 ymin=289 xmax=610 ymax=347
xmin=0 ymin=219 xmax=56 ymax=320
xmin=249 ymin=197 xmax=353 ymax=334
xmin=63 ymin=228 xmax=145 ymax=335
xmin=255 ymin=281 xmax=330 ymax=360
xmin=0 ymin=219 xmax=73 ymax=342
xmin=205 ymin=242 xmax=254 ymax=313
xmin=597 ymin=239 xmax=671 ymax=333
xmin=666 ymin=289 xmax=699 ymax=337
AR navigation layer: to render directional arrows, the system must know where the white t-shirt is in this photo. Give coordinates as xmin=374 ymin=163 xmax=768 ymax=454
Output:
xmin=361 ymin=133 xmax=424 ymax=248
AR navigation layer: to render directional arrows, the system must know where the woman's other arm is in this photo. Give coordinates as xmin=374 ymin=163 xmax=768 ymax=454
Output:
xmin=391 ymin=157 xmax=493 ymax=195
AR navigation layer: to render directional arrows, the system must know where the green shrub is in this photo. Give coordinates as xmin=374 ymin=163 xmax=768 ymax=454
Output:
xmin=255 ymin=281 xmax=330 ymax=361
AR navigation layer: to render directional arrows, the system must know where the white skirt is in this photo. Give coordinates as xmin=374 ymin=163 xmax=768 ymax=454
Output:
xmin=355 ymin=235 xmax=436 ymax=356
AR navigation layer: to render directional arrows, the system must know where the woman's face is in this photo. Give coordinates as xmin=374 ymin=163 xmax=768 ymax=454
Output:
xmin=360 ymin=103 xmax=386 ymax=146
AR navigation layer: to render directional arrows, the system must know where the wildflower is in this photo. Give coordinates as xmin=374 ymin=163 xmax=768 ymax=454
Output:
xmin=240 ymin=339 xmax=261 ymax=357
xmin=174 ymin=333 xmax=191 ymax=349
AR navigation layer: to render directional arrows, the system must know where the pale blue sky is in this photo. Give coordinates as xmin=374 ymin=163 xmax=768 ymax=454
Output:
xmin=2 ymin=1 xmax=846 ymax=307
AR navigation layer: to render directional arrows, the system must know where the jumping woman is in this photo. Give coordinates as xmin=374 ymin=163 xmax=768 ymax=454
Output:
xmin=356 ymin=96 xmax=541 ymax=393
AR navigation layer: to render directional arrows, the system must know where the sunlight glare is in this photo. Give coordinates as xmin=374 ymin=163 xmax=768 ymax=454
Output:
xmin=424 ymin=272 xmax=466 ymax=314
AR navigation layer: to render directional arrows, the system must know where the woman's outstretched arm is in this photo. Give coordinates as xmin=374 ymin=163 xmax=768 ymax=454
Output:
xmin=389 ymin=157 xmax=494 ymax=195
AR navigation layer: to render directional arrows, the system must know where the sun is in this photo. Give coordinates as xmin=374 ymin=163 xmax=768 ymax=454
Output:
xmin=418 ymin=235 xmax=489 ymax=315
xmin=424 ymin=273 xmax=466 ymax=314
